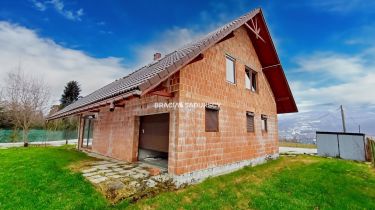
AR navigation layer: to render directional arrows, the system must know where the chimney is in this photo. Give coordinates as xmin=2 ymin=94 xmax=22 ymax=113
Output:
xmin=153 ymin=52 xmax=161 ymax=61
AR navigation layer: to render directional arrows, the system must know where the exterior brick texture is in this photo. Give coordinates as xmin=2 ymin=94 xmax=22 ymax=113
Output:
xmin=174 ymin=26 xmax=278 ymax=175
xmin=78 ymin=26 xmax=278 ymax=176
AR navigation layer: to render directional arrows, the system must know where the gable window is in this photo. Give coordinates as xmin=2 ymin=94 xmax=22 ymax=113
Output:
xmin=226 ymin=55 xmax=236 ymax=84
xmin=261 ymin=114 xmax=268 ymax=132
xmin=205 ymin=104 xmax=219 ymax=132
xmin=246 ymin=111 xmax=255 ymax=132
xmin=245 ymin=67 xmax=257 ymax=92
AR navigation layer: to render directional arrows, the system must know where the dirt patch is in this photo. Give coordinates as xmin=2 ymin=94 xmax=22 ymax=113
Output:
xmin=68 ymin=159 xmax=98 ymax=172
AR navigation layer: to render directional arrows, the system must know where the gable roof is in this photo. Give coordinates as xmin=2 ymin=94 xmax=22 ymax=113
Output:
xmin=48 ymin=8 xmax=297 ymax=120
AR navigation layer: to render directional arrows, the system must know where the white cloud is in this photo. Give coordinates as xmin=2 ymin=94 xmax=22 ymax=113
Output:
xmin=132 ymin=27 xmax=207 ymax=68
xmin=294 ymin=53 xmax=366 ymax=81
xmin=0 ymin=21 xmax=129 ymax=105
xmin=31 ymin=0 xmax=84 ymax=21
xmin=290 ymin=48 xmax=375 ymax=111
xmin=280 ymin=47 xmax=375 ymax=138
xmin=31 ymin=0 xmax=47 ymax=11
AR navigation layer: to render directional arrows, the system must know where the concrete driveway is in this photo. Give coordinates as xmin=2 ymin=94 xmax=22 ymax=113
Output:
xmin=279 ymin=147 xmax=317 ymax=155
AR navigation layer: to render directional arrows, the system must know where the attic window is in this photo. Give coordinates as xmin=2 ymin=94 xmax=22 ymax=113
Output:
xmin=245 ymin=67 xmax=257 ymax=92
xmin=261 ymin=114 xmax=268 ymax=132
xmin=226 ymin=55 xmax=236 ymax=84
xmin=205 ymin=104 xmax=219 ymax=132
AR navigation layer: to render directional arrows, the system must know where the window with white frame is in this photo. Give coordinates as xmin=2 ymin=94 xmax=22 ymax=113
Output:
xmin=226 ymin=55 xmax=235 ymax=84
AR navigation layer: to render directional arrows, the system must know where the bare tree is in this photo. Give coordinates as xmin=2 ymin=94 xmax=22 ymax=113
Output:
xmin=3 ymin=69 xmax=49 ymax=146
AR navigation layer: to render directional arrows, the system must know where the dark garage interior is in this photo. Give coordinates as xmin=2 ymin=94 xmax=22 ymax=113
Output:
xmin=138 ymin=113 xmax=169 ymax=169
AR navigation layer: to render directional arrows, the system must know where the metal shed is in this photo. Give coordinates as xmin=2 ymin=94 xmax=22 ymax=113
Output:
xmin=316 ymin=131 xmax=366 ymax=161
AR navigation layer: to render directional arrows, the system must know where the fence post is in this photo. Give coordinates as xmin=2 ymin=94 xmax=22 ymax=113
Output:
xmin=371 ymin=139 xmax=375 ymax=167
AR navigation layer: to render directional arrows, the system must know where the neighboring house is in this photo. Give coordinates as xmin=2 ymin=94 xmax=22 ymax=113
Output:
xmin=48 ymin=8 xmax=297 ymax=183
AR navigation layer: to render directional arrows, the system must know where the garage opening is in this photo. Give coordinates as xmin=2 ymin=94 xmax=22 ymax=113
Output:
xmin=138 ymin=113 xmax=169 ymax=169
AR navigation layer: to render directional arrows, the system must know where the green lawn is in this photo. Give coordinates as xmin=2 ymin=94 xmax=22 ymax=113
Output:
xmin=0 ymin=146 xmax=374 ymax=210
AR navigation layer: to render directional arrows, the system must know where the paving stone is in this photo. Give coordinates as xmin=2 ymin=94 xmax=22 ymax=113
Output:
xmin=98 ymin=169 xmax=112 ymax=174
xmin=105 ymin=172 xmax=118 ymax=176
xmin=102 ymin=163 xmax=117 ymax=167
xmin=112 ymin=168 xmax=125 ymax=172
xmin=144 ymin=179 xmax=157 ymax=188
xmin=106 ymin=181 xmax=125 ymax=190
xmin=131 ymin=173 xmax=148 ymax=179
xmin=129 ymin=181 xmax=140 ymax=188
xmin=109 ymin=175 xmax=124 ymax=179
xmin=83 ymin=172 xmax=99 ymax=177
xmin=94 ymin=165 xmax=108 ymax=170
xmin=90 ymin=175 xmax=104 ymax=179
xmin=116 ymin=170 xmax=127 ymax=174
xmin=90 ymin=176 xmax=107 ymax=184
xmin=132 ymin=168 xmax=149 ymax=174
xmin=119 ymin=172 xmax=133 ymax=177
xmin=82 ymin=168 xmax=97 ymax=173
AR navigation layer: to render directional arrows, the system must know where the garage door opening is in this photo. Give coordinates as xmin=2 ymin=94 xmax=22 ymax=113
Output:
xmin=138 ymin=113 xmax=169 ymax=169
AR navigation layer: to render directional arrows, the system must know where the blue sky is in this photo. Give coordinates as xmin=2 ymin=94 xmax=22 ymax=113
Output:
xmin=0 ymin=0 xmax=374 ymax=137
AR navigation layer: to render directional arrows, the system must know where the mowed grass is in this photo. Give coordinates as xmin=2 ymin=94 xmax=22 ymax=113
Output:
xmin=0 ymin=146 xmax=108 ymax=209
xmin=0 ymin=147 xmax=374 ymax=210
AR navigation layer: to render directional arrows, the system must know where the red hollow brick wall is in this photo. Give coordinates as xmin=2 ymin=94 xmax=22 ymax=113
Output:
xmin=173 ymin=26 xmax=278 ymax=175
xmin=83 ymin=26 xmax=279 ymax=176
xmin=89 ymin=73 xmax=181 ymax=164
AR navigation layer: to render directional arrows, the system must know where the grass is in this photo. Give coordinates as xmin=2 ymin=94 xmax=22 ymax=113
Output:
xmin=279 ymin=141 xmax=317 ymax=149
xmin=0 ymin=146 xmax=374 ymax=209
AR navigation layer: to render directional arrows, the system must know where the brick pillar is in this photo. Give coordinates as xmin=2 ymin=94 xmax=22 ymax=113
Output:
xmin=131 ymin=116 xmax=140 ymax=162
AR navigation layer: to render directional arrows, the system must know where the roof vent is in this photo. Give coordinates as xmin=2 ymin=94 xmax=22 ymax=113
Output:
xmin=153 ymin=52 xmax=161 ymax=61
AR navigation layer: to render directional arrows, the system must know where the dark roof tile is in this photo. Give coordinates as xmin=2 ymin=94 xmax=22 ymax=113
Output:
xmin=50 ymin=8 xmax=296 ymax=119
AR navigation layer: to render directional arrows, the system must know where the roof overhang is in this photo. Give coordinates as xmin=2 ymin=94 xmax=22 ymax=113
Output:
xmin=47 ymin=90 xmax=141 ymax=120
xmin=245 ymin=9 xmax=298 ymax=113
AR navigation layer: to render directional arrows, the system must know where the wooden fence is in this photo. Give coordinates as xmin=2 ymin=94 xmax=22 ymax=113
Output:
xmin=369 ymin=138 xmax=375 ymax=167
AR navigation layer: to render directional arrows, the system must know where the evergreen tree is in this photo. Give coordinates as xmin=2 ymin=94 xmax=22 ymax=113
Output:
xmin=60 ymin=81 xmax=81 ymax=108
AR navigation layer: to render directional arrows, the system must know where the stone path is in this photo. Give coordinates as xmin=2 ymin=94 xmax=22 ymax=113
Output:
xmin=80 ymin=158 xmax=175 ymax=203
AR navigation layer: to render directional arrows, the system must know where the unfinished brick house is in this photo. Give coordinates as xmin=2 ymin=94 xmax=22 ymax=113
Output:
xmin=48 ymin=8 xmax=297 ymax=183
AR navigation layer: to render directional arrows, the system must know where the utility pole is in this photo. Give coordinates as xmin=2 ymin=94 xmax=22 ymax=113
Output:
xmin=358 ymin=125 xmax=361 ymax=133
xmin=340 ymin=105 xmax=346 ymax=133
